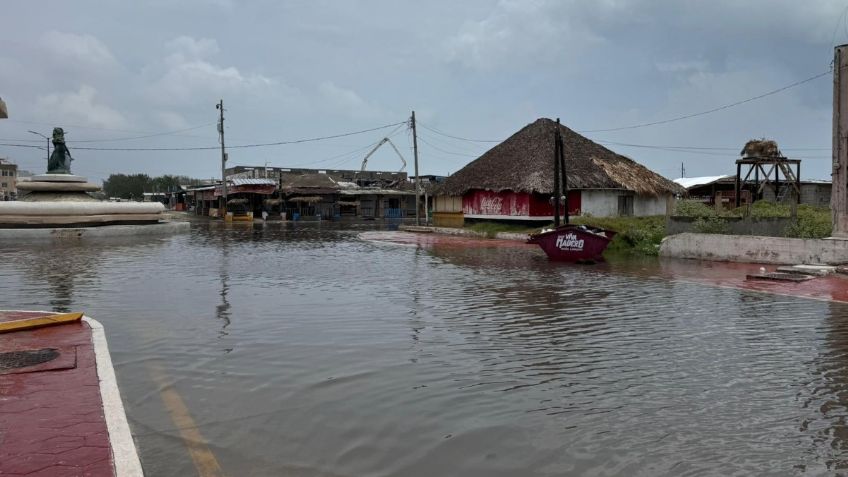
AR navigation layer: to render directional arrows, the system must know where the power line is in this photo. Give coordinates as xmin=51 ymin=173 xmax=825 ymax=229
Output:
xmin=579 ymin=69 xmax=832 ymax=133
xmin=417 ymin=134 xmax=481 ymax=158
xmin=0 ymin=121 xmax=407 ymax=152
xmin=594 ymin=140 xmax=829 ymax=152
xmin=69 ymin=123 xmax=216 ymax=143
xmin=417 ymin=122 xmax=501 ymax=143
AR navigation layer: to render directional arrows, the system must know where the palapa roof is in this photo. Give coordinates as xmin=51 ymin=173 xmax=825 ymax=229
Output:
xmin=438 ymin=118 xmax=684 ymax=197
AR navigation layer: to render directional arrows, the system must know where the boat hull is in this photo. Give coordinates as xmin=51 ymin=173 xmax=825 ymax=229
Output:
xmin=527 ymin=225 xmax=615 ymax=262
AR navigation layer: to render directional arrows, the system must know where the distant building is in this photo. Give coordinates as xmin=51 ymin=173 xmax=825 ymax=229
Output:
xmin=210 ymin=166 xmax=419 ymax=220
xmin=0 ymin=158 xmax=17 ymax=200
xmin=673 ymin=175 xmax=831 ymax=208
xmin=225 ymin=166 xmax=408 ymax=187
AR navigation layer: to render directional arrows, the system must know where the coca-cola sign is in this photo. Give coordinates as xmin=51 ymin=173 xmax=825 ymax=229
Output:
xmin=462 ymin=190 xmax=529 ymax=216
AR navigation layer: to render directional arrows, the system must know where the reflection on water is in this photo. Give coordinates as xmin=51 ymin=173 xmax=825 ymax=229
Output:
xmin=1 ymin=222 xmax=848 ymax=476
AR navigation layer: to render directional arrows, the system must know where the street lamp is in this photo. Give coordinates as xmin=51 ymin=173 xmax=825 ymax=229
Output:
xmin=27 ymin=130 xmax=49 ymax=161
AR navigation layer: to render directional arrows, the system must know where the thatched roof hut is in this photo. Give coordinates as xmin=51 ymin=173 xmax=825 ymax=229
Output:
xmin=438 ymin=118 xmax=684 ymax=197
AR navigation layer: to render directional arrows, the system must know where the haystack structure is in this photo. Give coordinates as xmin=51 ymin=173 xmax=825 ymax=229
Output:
xmin=433 ymin=118 xmax=683 ymax=224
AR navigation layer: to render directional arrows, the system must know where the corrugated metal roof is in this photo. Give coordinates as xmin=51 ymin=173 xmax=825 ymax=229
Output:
xmin=229 ymin=178 xmax=276 ymax=186
xmin=673 ymin=175 xmax=731 ymax=189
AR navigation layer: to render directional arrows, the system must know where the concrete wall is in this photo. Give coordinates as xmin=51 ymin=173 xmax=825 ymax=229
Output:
xmin=634 ymin=195 xmax=669 ymax=216
xmin=581 ymin=190 xmax=669 ymax=217
xmin=760 ymin=183 xmax=831 ymax=206
xmin=580 ymin=190 xmax=620 ymax=217
xmin=659 ymin=232 xmax=848 ymax=264
xmin=667 ymin=216 xmax=794 ymax=237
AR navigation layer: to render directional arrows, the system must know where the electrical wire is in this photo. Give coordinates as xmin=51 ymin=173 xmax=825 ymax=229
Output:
xmin=416 ymin=134 xmax=481 ymax=158
xmin=579 ymin=69 xmax=832 ymax=133
xmin=418 ymin=122 xmax=502 ymax=143
xmin=0 ymin=121 xmax=407 ymax=152
xmin=69 ymin=123 xmax=217 ymax=143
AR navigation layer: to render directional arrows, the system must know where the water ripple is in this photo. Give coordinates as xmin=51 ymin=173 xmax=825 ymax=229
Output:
xmin=0 ymin=223 xmax=847 ymax=475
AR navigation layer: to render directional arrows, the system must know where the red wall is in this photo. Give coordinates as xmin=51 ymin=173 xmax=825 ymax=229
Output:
xmin=462 ymin=190 xmax=530 ymax=216
xmin=530 ymin=191 xmax=581 ymax=217
xmin=462 ymin=190 xmax=581 ymax=217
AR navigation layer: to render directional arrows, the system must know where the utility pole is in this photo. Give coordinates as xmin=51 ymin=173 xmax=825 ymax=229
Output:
xmin=558 ymin=118 xmax=569 ymax=225
xmin=553 ymin=120 xmax=561 ymax=227
xmin=216 ymin=99 xmax=227 ymax=216
xmin=681 ymin=162 xmax=684 ymax=178
xmin=411 ymin=110 xmax=421 ymax=225
xmin=834 ymin=45 xmax=848 ymax=237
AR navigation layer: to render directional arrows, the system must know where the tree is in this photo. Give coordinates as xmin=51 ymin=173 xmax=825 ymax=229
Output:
xmin=102 ymin=174 xmax=201 ymax=200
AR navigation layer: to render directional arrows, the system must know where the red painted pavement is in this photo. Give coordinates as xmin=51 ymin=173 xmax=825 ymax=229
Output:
xmin=0 ymin=311 xmax=114 ymax=477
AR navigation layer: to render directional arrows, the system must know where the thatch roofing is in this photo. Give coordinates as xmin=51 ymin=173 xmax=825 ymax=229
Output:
xmin=280 ymin=173 xmax=338 ymax=189
xmin=741 ymin=138 xmax=781 ymax=158
xmin=438 ymin=118 xmax=684 ymax=197
xmin=280 ymin=173 xmax=340 ymax=195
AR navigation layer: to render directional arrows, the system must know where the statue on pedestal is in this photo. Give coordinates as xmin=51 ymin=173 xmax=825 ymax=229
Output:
xmin=47 ymin=127 xmax=73 ymax=174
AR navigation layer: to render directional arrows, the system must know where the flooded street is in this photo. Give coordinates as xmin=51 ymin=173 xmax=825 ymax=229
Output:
xmin=1 ymin=221 xmax=848 ymax=476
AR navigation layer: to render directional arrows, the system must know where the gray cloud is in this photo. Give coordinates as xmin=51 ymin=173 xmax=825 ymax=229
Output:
xmin=0 ymin=1 xmax=842 ymax=181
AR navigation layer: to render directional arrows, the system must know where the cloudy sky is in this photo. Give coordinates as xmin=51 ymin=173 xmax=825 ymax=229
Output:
xmin=0 ymin=0 xmax=844 ymax=183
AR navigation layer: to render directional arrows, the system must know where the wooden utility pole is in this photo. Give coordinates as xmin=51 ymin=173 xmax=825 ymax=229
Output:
xmin=553 ymin=120 xmax=561 ymax=227
xmin=833 ymin=46 xmax=848 ymax=237
xmin=558 ymin=118 xmax=569 ymax=225
xmin=411 ymin=111 xmax=420 ymax=225
xmin=216 ymin=99 xmax=227 ymax=216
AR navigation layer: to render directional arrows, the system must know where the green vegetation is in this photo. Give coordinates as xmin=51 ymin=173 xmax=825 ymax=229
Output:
xmin=785 ymin=206 xmax=832 ymax=238
xmin=462 ymin=200 xmax=833 ymax=257
xmin=672 ymin=199 xmax=832 ymax=239
xmin=569 ymin=216 xmax=667 ymax=256
xmin=102 ymin=174 xmax=202 ymax=200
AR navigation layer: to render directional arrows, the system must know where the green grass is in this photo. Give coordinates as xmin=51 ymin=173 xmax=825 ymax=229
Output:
xmin=569 ymin=216 xmax=667 ymax=256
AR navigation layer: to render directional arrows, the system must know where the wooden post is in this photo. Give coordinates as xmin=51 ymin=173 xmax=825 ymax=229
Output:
xmin=558 ymin=118 xmax=569 ymax=225
xmin=833 ymin=45 xmax=848 ymax=236
xmin=553 ymin=121 xmax=561 ymax=227
xmin=735 ymin=161 xmax=741 ymax=208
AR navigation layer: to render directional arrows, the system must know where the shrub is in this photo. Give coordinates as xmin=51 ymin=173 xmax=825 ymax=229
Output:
xmin=692 ymin=216 xmax=731 ymax=234
xmin=785 ymin=205 xmax=832 ymax=238
xmin=674 ymin=200 xmax=719 ymax=218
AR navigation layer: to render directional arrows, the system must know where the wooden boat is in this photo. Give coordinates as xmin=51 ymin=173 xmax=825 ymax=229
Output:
xmin=528 ymin=118 xmax=616 ymax=262
xmin=527 ymin=225 xmax=616 ymax=262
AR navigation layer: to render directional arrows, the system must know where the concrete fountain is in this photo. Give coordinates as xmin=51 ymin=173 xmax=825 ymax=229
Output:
xmin=0 ymin=127 xmax=189 ymax=239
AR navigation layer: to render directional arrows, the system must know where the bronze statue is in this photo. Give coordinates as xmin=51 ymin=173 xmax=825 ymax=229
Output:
xmin=47 ymin=127 xmax=73 ymax=174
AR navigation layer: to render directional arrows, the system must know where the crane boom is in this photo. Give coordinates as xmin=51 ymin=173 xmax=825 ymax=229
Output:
xmin=359 ymin=137 xmax=407 ymax=172
xmin=360 ymin=138 xmax=389 ymax=172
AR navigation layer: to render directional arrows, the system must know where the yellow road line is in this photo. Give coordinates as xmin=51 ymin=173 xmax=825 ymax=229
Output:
xmin=149 ymin=365 xmax=225 ymax=477
xmin=0 ymin=312 xmax=83 ymax=333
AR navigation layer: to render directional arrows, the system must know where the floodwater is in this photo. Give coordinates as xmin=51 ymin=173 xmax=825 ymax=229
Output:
xmin=1 ymin=220 xmax=848 ymax=476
